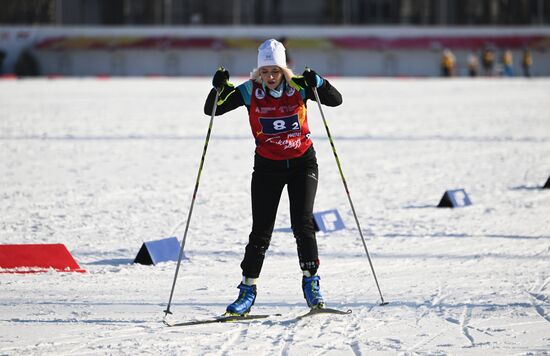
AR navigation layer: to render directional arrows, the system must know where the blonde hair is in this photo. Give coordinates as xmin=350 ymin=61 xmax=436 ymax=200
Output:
xmin=251 ymin=66 xmax=295 ymax=84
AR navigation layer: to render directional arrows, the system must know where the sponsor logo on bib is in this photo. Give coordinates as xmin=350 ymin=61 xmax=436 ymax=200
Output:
xmin=286 ymin=87 xmax=296 ymax=96
xmin=255 ymin=88 xmax=266 ymax=99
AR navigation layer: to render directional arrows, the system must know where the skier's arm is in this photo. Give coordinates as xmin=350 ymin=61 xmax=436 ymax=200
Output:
xmin=203 ymin=85 xmax=245 ymax=115
xmin=290 ymin=69 xmax=342 ymax=107
xmin=204 ymin=68 xmax=245 ymax=116
xmin=305 ymin=79 xmax=342 ymax=107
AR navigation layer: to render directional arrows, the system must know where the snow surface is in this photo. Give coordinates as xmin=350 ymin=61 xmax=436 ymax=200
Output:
xmin=1 ymin=77 xmax=549 ymax=355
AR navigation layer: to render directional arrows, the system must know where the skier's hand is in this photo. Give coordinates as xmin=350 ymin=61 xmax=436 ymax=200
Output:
xmin=211 ymin=67 xmax=235 ymax=105
xmin=302 ymin=68 xmax=323 ymax=88
xmin=212 ymin=67 xmax=230 ymax=89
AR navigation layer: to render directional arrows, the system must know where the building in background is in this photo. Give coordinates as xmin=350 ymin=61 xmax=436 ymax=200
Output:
xmin=0 ymin=0 xmax=549 ymax=76
xmin=2 ymin=0 xmax=549 ymax=26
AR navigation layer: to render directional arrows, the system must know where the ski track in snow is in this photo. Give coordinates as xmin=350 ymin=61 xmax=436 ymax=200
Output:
xmin=218 ymin=325 xmax=246 ymax=356
xmin=279 ymin=318 xmax=299 ymax=356
xmin=459 ymin=306 xmax=475 ymax=347
xmin=527 ymin=276 xmax=550 ymax=325
xmin=1 ymin=78 xmax=550 ymax=355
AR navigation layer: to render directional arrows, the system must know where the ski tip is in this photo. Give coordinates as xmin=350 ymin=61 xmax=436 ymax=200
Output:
xmin=379 ymin=301 xmax=390 ymax=306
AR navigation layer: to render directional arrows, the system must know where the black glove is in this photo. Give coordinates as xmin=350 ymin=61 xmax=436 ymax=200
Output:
xmin=302 ymin=68 xmax=322 ymax=88
xmin=212 ymin=67 xmax=230 ymax=89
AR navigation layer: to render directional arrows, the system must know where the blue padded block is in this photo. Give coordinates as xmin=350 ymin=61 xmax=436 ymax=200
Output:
xmin=134 ymin=237 xmax=181 ymax=265
xmin=437 ymin=189 xmax=472 ymax=208
xmin=313 ymin=209 xmax=346 ymax=233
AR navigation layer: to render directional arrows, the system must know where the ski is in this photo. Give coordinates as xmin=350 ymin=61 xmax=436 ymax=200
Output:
xmin=164 ymin=308 xmax=351 ymax=327
xmin=296 ymin=307 xmax=352 ymax=320
xmin=164 ymin=314 xmax=272 ymax=327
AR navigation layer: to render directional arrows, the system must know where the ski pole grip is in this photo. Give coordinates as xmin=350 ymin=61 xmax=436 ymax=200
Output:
xmin=213 ymin=66 xmax=227 ymax=91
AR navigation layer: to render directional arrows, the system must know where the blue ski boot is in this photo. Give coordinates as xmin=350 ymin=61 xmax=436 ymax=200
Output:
xmin=226 ymin=283 xmax=257 ymax=316
xmin=302 ymin=275 xmax=325 ymax=309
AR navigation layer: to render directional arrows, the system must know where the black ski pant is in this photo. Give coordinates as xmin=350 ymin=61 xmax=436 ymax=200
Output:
xmin=241 ymin=146 xmax=320 ymax=279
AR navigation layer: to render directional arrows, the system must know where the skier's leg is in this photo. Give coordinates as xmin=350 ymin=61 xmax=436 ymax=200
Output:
xmin=227 ymin=161 xmax=285 ymax=315
xmin=288 ymin=158 xmax=325 ymax=308
xmin=288 ymin=157 xmax=319 ymax=277
xmin=240 ymin=167 xmax=285 ymax=279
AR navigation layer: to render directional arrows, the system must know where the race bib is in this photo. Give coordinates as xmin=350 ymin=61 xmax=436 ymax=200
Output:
xmin=259 ymin=114 xmax=300 ymax=135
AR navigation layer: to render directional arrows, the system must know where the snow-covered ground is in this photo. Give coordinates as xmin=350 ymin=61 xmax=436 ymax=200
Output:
xmin=1 ymin=77 xmax=549 ymax=355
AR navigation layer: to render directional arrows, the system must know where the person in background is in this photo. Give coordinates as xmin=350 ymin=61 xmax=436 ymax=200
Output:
xmin=440 ymin=49 xmax=455 ymax=77
xmin=14 ymin=48 xmax=40 ymax=77
xmin=467 ymin=51 xmax=479 ymax=77
xmin=0 ymin=49 xmax=6 ymax=75
xmin=278 ymin=37 xmax=294 ymax=69
xmin=502 ymin=49 xmax=513 ymax=77
xmin=522 ymin=48 xmax=533 ymax=78
xmin=482 ymin=47 xmax=495 ymax=76
xmin=203 ymin=39 xmax=343 ymax=316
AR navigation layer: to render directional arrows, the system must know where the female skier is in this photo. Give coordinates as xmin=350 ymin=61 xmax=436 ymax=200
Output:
xmin=203 ymin=39 xmax=342 ymax=316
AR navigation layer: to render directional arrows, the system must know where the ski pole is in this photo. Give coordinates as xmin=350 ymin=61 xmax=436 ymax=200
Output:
xmin=163 ymin=86 xmax=221 ymax=320
xmin=309 ymin=74 xmax=388 ymax=306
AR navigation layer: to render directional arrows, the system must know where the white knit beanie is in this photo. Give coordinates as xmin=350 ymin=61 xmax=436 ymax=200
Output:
xmin=257 ymin=39 xmax=287 ymax=68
